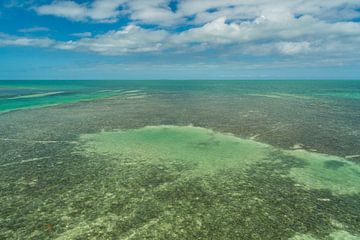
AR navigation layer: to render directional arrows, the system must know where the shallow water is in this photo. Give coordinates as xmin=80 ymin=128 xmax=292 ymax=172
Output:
xmin=0 ymin=80 xmax=360 ymax=239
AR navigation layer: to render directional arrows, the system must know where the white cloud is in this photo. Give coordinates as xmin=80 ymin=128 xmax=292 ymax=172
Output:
xmin=34 ymin=0 xmax=360 ymax=27
xmin=177 ymin=0 xmax=360 ymax=24
xmin=276 ymin=42 xmax=312 ymax=55
xmin=36 ymin=1 xmax=88 ymax=21
xmin=35 ymin=0 xmax=181 ymax=25
xmin=173 ymin=15 xmax=360 ymax=51
xmin=36 ymin=0 xmax=126 ymax=22
xmin=49 ymin=12 xmax=360 ymax=57
xmin=244 ymin=41 xmax=313 ymax=55
xmin=70 ymin=32 xmax=92 ymax=38
xmin=125 ymin=0 xmax=182 ymax=26
xmin=0 ymin=33 xmax=54 ymax=47
xmin=55 ymin=25 xmax=169 ymax=54
xmin=5 ymin=0 xmax=360 ymax=61
xmin=174 ymin=17 xmax=244 ymax=44
xmin=18 ymin=26 xmax=50 ymax=33
xmin=87 ymin=0 xmax=126 ymax=22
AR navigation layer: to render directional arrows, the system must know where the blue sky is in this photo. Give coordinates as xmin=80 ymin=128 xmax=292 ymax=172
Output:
xmin=1 ymin=0 xmax=360 ymax=80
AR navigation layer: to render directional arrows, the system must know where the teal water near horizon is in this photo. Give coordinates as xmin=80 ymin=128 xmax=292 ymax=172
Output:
xmin=1 ymin=80 xmax=360 ymax=113
xmin=1 ymin=80 xmax=360 ymax=239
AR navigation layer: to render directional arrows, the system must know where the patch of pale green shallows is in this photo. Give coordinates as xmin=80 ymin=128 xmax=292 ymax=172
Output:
xmin=80 ymin=126 xmax=360 ymax=194
xmin=290 ymin=231 xmax=360 ymax=240
xmin=285 ymin=150 xmax=360 ymax=195
xmin=290 ymin=234 xmax=318 ymax=240
xmin=7 ymin=91 xmax=64 ymax=99
xmin=318 ymin=92 xmax=360 ymax=100
xmin=329 ymin=231 xmax=360 ymax=240
xmin=247 ymin=93 xmax=313 ymax=100
xmin=272 ymin=93 xmax=313 ymax=100
xmin=80 ymin=125 xmax=273 ymax=174
xmin=247 ymin=94 xmax=283 ymax=99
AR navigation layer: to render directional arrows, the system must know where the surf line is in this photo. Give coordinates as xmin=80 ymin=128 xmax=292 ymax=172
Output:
xmin=0 ymin=156 xmax=50 ymax=167
xmin=0 ymin=138 xmax=77 ymax=144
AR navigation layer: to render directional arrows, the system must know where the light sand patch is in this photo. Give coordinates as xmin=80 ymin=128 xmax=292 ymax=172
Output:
xmin=79 ymin=125 xmax=272 ymax=174
xmin=125 ymin=95 xmax=147 ymax=99
xmin=290 ymin=231 xmax=360 ymax=240
xmin=291 ymin=143 xmax=304 ymax=150
xmin=345 ymin=155 xmax=360 ymax=159
xmin=329 ymin=230 xmax=360 ymax=239
xmin=247 ymin=94 xmax=282 ymax=99
xmin=285 ymin=150 xmax=360 ymax=195
xmin=290 ymin=233 xmax=318 ymax=240
xmin=273 ymin=93 xmax=313 ymax=100
xmin=8 ymin=91 xmax=64 ymax=100
xmin=79 ymin=126 xmax=360 ymax=195
xmin=123 ymin=90 xmax=144 ymax=94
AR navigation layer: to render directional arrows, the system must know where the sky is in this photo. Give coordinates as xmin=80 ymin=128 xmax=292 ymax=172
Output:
xmin=0 ymin=0 xmax=360 ymax=80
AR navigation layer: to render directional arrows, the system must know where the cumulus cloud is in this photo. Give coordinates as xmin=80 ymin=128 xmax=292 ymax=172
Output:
xmin=276 ymin=42 xmax=311 ymax=55
xmin=46 ymin=10 xmax=360 ymax=57
xmin=176 ymin=0 xmax=360 ymax=24
xmin=3 ymin=0 xmax=360 ymax=60
xmin=126 ymin=0 xmax=182 ymax=26
xmin=55 ymin=25 xmax=169 ymax=54
xmin=36 ymin=0 xmax=126 ymax=22
xmin=243 ymin=41 xmax=313 ymax=56
xmin=34 ymin=0 xmax=360 ymax=26
xmin=36 ymin=1 xmax=88 ymax=21
xmin=35 ymin=0 xmax=181 ymax=25
xmin=173 ymin=15 xmax=360 ymax=47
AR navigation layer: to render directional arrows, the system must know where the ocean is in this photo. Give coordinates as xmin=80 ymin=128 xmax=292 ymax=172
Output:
xmin=0 ymin=80 xmax=359 ymax=239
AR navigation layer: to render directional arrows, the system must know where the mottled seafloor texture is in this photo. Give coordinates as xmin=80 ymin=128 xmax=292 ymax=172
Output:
xmin=0 ymin=80 xmax=360 ymax=239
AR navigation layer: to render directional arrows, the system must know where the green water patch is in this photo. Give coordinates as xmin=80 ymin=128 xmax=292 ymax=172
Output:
xmin=2 ymin=125 xmax=360 ymax=239
xmin=317 ymin=92 xmax=360 ymax=100
xmin=290 ymin=233 xmax=318 ymax=240
xmin=291 ymin=231 xmax=360 ymax=240
xmin=80 ymin=126 xmax=360 ymax=196
xmin=329 ymin=231 xmax=360 ymax=240
xmin=80 ymin=126 xmax=272 ymax=174
xmin=285 ymin=150 xmax=360 ymax=195
xmin=75 ymin=126 xmax=360 ymax=238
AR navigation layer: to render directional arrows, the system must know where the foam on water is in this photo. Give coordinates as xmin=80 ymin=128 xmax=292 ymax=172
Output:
xmin=7 ymin=91 xmax=65 ymax=100
xmin=0 ymin=90 xmax=122 ymax=113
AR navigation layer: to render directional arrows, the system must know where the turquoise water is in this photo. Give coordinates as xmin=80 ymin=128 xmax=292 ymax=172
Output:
xmin=1 ymin=80 xmax=360 ymax=239
xmin=1 ymin=80 xmax=360 ymax=113
xmin=0 ymin=81 xmax=124 ymax=112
